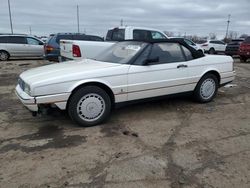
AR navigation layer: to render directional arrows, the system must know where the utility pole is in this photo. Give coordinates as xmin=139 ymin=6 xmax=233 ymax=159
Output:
xmin=120 ymin=19 xmax=123 ymax=26
xmin=225 ymin=14 xmax=231 ymax=39
xmin=29 ymin=26 xmax=32 ymax=35
xmin=8 ymin=0 xmax=13 ymax=34
xmin=77 ymin=5 xmax=80 ymax=33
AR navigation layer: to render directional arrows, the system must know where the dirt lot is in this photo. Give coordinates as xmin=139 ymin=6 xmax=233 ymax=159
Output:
xmin=0 ymin=58 xmax=250 ymax=188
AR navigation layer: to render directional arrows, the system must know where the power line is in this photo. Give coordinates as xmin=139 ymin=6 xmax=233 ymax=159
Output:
xmin=7 ymin=0 xmax=13 ymax=34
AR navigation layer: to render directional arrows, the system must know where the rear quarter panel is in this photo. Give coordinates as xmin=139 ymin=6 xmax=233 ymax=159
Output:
xmin=187 ymin=55 xmax=234 ymax=85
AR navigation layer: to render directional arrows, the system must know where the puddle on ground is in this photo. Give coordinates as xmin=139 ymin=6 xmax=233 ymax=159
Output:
xmin=0 ymin=125 xmax=86 ymax=153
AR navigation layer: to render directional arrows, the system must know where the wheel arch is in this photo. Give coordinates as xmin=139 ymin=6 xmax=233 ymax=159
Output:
xmin=0 ymin=50 xmax=10 ymax=59
xmin=67 ymin=81 xmax=115 ymax=109
xmin=199 ymin=70 xmax=221 ymax=85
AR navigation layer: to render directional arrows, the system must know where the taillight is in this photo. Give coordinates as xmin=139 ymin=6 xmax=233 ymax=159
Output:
xmin=45 ymin=45 xmax=54 ymax=52
xmin=72 ymin=45 xmax=81 ymax=57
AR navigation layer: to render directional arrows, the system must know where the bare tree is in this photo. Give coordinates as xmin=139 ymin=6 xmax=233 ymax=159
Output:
xmin=164 ymin=31 xmax=174 ymax=37
xmin=209 ymin=33 xmax=217 ymax=40
xmin=228 ymin=31 xmax=238 ymax=39
xmin=190 ymin=35 xmax=199 ymax=43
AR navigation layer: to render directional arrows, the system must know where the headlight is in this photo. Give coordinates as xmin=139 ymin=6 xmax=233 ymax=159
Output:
xmin=18 ymin=78 xmax=31 ymax=95
xmin=24 ymin=83 xmax=31 ymax=95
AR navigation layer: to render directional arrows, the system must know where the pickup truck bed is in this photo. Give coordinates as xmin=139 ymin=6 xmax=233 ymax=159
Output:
xmin=60 ymin=40 xmax=114 ymax=61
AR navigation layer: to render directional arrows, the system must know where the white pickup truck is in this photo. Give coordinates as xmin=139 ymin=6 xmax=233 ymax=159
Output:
xmin=59 ymin=26 xmax=168 ymax=61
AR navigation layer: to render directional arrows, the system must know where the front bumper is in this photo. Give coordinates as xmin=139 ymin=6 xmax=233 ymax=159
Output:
xmin=15 ymin=84 xmax=38 ymax=111
xmin=43 ymin=54 xmax=59 ymax=62
xmin=15 ymin=85 xmax=71 ymax=112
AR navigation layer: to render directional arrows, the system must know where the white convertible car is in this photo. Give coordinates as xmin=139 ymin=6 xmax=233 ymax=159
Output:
xmin=16 ymin=39 xmax=235 ymax=126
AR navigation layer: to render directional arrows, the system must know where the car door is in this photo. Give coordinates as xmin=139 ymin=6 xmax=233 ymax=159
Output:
xmin=127 ymin=42 xmax=192 ymax=101
xmin=26 ymin=37 xmax=44 ymax=57
xmin=6 ymin=36 xmax=28 ymax=57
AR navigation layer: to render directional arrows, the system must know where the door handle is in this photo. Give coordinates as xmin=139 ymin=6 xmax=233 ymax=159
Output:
xmin=177 ymin=64 xmax=188 ymax=68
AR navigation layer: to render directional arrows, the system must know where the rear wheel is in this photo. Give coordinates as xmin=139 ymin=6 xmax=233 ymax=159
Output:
xmin=68 ymin=86 xmax=111 ymax=127
xmin=0 ymin=51 xmax=9 ymax=61
xmin=208 ymin=48 xmax=215 ymax=54
xmin=194 ymin=74 xmax=219 ymax=103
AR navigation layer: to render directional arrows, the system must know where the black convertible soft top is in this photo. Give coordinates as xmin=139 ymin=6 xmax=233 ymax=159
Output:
xmin=126 ymin=38 xmax=205 ymax=59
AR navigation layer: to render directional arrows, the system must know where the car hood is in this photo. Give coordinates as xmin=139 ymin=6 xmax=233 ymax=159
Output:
xmin=20 ymin=59 xmax=122 ymax=86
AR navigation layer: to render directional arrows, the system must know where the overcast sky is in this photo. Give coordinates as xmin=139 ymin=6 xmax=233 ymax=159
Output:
xmin=0 ymin=0 xmax=249 ymax=39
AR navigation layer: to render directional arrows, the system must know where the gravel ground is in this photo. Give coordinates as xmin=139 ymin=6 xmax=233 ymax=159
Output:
xmin=0 ymin=58 xmax=250 ymax=188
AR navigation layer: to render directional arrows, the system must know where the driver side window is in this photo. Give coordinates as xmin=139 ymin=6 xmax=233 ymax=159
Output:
xmin=148 ymin=43 xmax=185 ymax=65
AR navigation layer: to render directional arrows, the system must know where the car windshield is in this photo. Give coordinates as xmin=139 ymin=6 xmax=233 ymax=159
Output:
xmin=94 ymin=41 xmax=147 ymax=64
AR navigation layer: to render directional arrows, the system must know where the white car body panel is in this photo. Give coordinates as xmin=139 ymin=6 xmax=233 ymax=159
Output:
xmin=16 ymin=53 xmax=235 ymax=112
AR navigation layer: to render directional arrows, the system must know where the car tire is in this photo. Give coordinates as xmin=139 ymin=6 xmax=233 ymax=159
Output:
xmin=0 ymin=51 xmax=9 ymax=61
xmin=208 ymin=48 xmax=215 ymax=54
xmin=68 ymin=86 xmax=111 ymax=127
xmin=240 ymin=56 xmax=247 ymax=63
xmin=193 ymin=74 xmax=219 ymax=103
xmin=198 ymin=49 xmax=204 ymax=54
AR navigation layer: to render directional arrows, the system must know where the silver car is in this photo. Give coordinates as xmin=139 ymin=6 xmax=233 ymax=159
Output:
xmin=0 ymin=34 xmax=44 ymax=61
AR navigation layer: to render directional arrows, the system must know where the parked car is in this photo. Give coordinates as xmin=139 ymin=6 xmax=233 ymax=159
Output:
xmin=0 ymin=34 xmax=44 ymax=61
xmin=170 ymin=37 xmax=204 ymax=53
xmin=60 ymin=26 xmax=168 ymax=61
xmin=16 ymin=39 xmax=235 ymax=127
xmin=225 ymin=39 xmax=244 ymax=56
xmin=44 ymin=33 xmax=104 ymax=62
xmin=40 ymin=36 xmax=48 ymax=43
xmin=201 ymin=40 xmax=227 ymax=54
xmin=239 ymin=36 xmax=250 ymax=62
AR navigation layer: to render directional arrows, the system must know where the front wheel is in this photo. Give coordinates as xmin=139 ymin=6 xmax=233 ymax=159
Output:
xmin=68 ymin=86 xmax=111 ymax=127
xmin=193 ymin=74 xmax=219 ymax=103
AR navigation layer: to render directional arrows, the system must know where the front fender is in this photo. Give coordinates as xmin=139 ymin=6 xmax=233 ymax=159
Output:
xmin=69 ymin=78 xmax=114 ymax=93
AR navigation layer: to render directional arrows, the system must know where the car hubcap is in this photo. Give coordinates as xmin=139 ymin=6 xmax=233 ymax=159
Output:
xmin=0 ymin=52 xmax=7 ymax=60
xmin=77 ymin=93 xmax=105 ymax=122
xmin=200 ymin=78 xmax=216 ymax=100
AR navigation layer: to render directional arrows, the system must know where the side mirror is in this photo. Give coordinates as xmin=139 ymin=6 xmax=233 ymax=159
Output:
xmin=144 ymin=57 xmax=159 ymax=65
xmin=39 ymin=42 xmax=44 ymax=45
